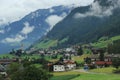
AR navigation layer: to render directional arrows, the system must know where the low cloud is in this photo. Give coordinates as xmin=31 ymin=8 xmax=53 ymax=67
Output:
xmin=21 ymin=22 xmax=35 ymax=35
xmin=0 ymin=0 xmax=94 ymax=25
xmin=73 ymin=0 xmax=120 ymax=19
xmin=1 ymin=22 xmax=34 ymax=43
xmin=49 ymin=8 xmax=55 ymax=13
xmin=45 ymin=15 xmax=64 ymax=30
xmin=1 ymin=34 xmax=26 ymax=43
xmin=0 ymin=18 xmax=7 ymax=25
xmin=0 ymin=29 xmax=5 ymax=34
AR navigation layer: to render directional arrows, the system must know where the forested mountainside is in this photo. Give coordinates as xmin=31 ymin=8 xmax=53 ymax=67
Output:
xmin=31 ymin=0 xmax=120 ymax=49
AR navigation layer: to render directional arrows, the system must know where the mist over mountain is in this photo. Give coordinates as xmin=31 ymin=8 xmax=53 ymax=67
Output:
xmin=32 ymin=0 xmax=120 ymax=49
xmin=0 ymin=6 xmax=72 ymax=53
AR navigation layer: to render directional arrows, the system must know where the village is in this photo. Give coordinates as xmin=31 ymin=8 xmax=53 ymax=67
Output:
xmin=0 ymin=44 xmax=120 ymax=79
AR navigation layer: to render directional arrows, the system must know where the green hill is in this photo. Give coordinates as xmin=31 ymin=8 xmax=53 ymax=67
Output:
xmin=31 ymin=0 xmax=120 ymax=49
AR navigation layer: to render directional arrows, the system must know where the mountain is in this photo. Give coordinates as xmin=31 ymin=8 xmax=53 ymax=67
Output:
xmin=0 ymin=6 xmax=72 ymax=54
xmin=31 ymin=0 xmax=120 ymax=49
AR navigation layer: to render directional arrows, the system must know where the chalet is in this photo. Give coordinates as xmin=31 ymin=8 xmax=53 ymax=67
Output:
xmin=50 ymin=60 xmax=76 ymax=72
xmin=53 ymin=62 xmax=65 ymax=72
xmin=90 ymin=54 xmax=120 ymax=62
xmin=88 ymin=54 xmax=120 ymax=67
xmin=63 ymin=60 xmax=76 ymax=70
xmin=95 ymin=61 xmax=112 ymax=67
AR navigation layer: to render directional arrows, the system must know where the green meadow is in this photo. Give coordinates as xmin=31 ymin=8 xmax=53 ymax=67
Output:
xmin=50 ymin=70 xmax=120 ymax=80
xmin=92 ymin=35 xmax=120 ymax=48
xmin=72 ymin=73 xmax=120 ymax=80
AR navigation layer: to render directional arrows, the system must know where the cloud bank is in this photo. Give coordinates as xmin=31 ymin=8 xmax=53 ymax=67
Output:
xmin=21 ymin=22 xmax=35 ymax=35
xmin=1 ymin=22 xmax=34 ymax=43
xmin=73 ymin=0 xmax=120 ymax=19
xmin=0 ymin=29 xmax=4 ymax=34
xmin=45 ymin=12 xmax=67 ymax=30
xmin=0 ymin=0 xmax=94 ymax=25
xmin=2 ymin=34 xmax=26 ymax=43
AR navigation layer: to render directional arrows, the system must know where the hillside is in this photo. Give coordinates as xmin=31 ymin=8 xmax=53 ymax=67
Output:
xmin=0 ymin=6 xmax=72 ymax=53
xmin=31 ymin=0 xmax=120 ymax=49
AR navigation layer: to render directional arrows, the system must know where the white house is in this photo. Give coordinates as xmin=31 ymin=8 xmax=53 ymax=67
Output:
xmin=64 ymin=60 xmax=76 ymax=70
xmin=53 ymin=60 xmax=76 ymax=72
xmin=53 ymin=65 xmax=65 ymax=72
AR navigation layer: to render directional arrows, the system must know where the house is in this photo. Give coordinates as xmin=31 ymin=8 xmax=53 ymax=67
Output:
xmin=91 ymin=48 xmax=105 ymax=54
xmin=95 ymin=61 xmax=112 ymax=67
xmin=52 ymin=60 xmax=76 ymax=72
xmin=53 ymin=62 xmax=65 ymax=72
xmin=0 ymin=59 xmax=17 ymax=65
xmin=90 ymin=54 xmax=100 ymax=61
xmin=63 ymin=60 xmax=76 ymax=70
xmin=0 ymin=64 xmax=7 ymax=77
xmin=88 ymin=54 xmax=120 ymax=67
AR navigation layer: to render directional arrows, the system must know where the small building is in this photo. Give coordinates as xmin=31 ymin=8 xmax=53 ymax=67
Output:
xmin=95 ymin=61 xmax=112 ymax=66
xmin=52 ymin=60 xmax=76 ymax=72
xmin=63 ymin=60 xmax=76 ymax=70
xmin=0 ymin=59 xmax=17 ymax=65
xmin=53 ymin=62 xmax=65 ymax=72
xmin=88 ymin=54 xmax=120 ymax=68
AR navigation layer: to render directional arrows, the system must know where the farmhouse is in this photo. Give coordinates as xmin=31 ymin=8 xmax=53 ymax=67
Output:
xmin=53 ymin=62 xmax=65 ymax=72
xmin=63 ymin=60 xmax=76 ymax=70
xmin=88 ymin=54 xmax=120 ymax=67
xmin=51 ymin=60 xmax=76 ymax=72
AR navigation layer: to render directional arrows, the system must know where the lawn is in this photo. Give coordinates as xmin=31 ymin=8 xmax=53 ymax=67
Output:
xmin=50 ymin=75 xmax=79 ymax=80
xmin=89 ymin=67 xmax=116 ymax=73
xmin=51 ymin=71 xmax=81 ymax=80
xmin=72 ymin=54 xmax=90 ymax=63
xmin=51 ymin=70 xmax=120 ymax=80
xmin=91 ymin=35 xmax=120 ymax=48
xmin=72 ymin=73 xmax=120 ymax=80
xmin=0 ymin=53 xmax=14 ymax=59
xmin=52 ymin=71 xmax=81 ymax=76
xmin=0 ymin=53 xmax=64 ymax=64
xmin=33 ymin=39 xmax=58 ymax=49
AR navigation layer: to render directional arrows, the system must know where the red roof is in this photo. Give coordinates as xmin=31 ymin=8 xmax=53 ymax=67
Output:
xmin=63 ymin=60 xmax=75 ymax=64
xmin=95 ymin=61 xmax=112 ymax=65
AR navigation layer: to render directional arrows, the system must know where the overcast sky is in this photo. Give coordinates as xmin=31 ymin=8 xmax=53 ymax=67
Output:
xmin=0 ymin=0 xmax=94 ymax=24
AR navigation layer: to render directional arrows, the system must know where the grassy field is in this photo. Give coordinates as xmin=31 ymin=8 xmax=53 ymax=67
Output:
xmin=50 ymin=75 xmax=79 ymax=80
xmin=72 ymin=54 xmax=90 ymax=63
xmin=31 ymin=35 xmax=120 ymax=50
xmin=92 ymin=35 xmax=120 ymax=48
xmin=72 ymin=73 xmax=120 ymax=80
xmin=0 ymin=53 xmax=89 ymax=63
xmin=0 ymin=53 xmax=14 ymax=59
xmin=89 ymin=67 xmax=116 ymax=73
xmin=52 ymin=71 xmax=81 ymax=76
xmin=0 ymin=53 xmax=63 ymax=63
xmin=0 ymin=53 xmax=41 ymax=59
xmin=51 ymin=70 xmax=120 ymax=80
xmin=51 ymin=71 xmax=81 ymax=80
xmin=33 ymin=39 xmax=58 ymax=49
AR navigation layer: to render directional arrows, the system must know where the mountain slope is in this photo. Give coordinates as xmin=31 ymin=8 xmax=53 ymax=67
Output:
xmin=32 ymin=0 xmax=120 ymax=49
xmin=0 ymin=6 xmax=72 ymax=53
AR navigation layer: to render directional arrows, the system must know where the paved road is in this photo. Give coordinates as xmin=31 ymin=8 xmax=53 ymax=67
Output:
xmin=73 ymin=69 xmax=107 ymax=74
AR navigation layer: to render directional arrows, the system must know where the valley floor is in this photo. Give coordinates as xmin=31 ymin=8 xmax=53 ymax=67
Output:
xmin=51 ymin=70 xmax=120 ymax=80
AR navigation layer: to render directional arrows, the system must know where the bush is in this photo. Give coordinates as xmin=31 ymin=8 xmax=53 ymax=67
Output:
xmin=113 ymin=69 xmax=120 ymax=73
xmin=7 ymin=62 xmax=53 ymax=80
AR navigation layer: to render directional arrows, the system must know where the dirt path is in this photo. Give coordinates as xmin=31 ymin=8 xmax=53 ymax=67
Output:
xmin=73 ymin=69 xmax=108 ymax=74
xmin=73 ymin=69 xmax=90 ymax=73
